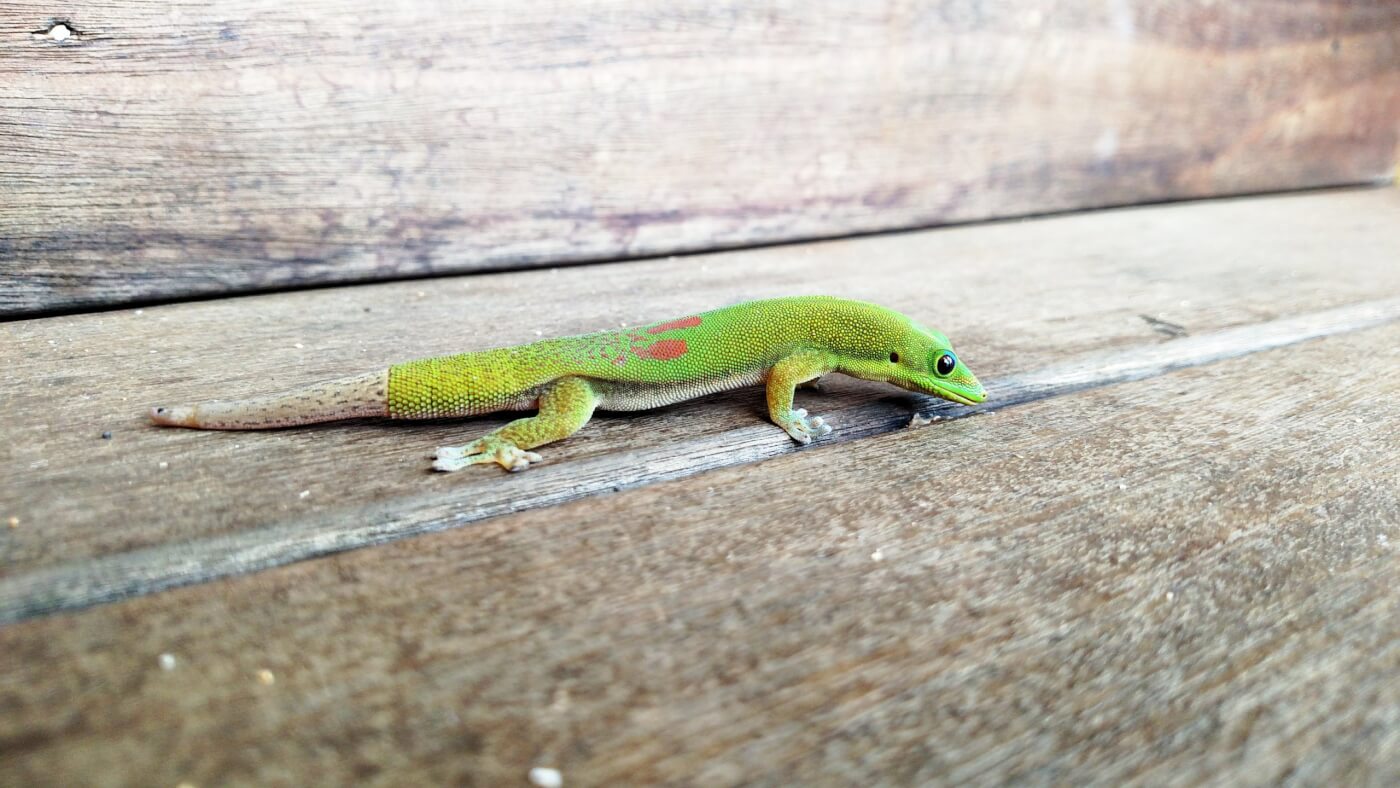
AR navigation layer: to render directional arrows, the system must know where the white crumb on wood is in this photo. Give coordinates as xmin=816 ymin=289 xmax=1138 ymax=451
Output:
xmin=299 ymin=490 xmax=310 ymax=499
xmin=528 ymin=767 xmax=563 ymax=788
xmin=256 ymin=669 xmax=275 ymax=685
xmin=159 ymin=653 xmax=177 ymax=670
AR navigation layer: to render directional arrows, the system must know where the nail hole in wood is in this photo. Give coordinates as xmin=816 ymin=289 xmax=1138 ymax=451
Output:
xmin=34 ymin=21 xmax=76 ymax=43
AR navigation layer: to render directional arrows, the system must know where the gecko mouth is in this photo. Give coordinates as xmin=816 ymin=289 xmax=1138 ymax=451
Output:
xmin=926 ymin=380 xmax=986 ymax=406
xmin=885 ymin=372 xmax=987 ymax=406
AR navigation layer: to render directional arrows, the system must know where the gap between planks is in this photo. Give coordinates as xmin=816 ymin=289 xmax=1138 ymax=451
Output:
xmin=3 ymin=296 xmax=1399 ymax=626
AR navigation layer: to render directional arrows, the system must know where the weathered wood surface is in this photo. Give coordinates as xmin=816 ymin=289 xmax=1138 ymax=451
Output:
xmin=2 ymin=324 xmax=1397 ymax=786
xmin=3 ymin=1 xmax=1398 ymax=316
xmin=4 ymin=297 xmax=1398 ymax=626
xmin=2 ymin=188 xmax=1399 ymax=617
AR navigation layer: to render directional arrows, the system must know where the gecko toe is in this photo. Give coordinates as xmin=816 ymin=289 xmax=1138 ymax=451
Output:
xmin=434 ymin=445 xmax=468 ymax=460
xmin=779 ymin=408 xmax=833 ymax=444
xmin=505 ymin=450 xmax=543 ymax=472
xmin=432 ymin=456 xmax=470 ymax=472
xmin=784 ymin=425 xmax=814 ymax=444
xmin=431 ymin=440 xmax=541 ymax=472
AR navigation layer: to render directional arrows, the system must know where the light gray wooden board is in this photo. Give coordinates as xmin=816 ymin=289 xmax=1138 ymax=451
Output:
xmin=1 ymin=189 xmax=1399 ymax=603
xmin=3 ymin=295 xmax=1398 ymax=625
xmin=1 ymin=325 xmax=1396 ymax=786
xmin=2 ymin=1 xmax=1398 ymax=315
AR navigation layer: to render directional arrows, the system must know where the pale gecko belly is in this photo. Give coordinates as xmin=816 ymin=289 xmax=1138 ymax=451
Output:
xmin=592 ymin=371 xmax=765 ymax=412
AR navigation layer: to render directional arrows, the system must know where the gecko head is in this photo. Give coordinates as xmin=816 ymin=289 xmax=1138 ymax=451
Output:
xmin=884 ymin=329 xmax=987 ymax=406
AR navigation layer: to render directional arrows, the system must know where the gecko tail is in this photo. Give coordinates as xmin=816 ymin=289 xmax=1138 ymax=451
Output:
xmin=150 ymin=370 xmax=390 ymax=430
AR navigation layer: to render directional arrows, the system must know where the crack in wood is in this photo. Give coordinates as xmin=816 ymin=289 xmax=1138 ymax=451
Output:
xmin=1 ymin=296 xmax=1398 ymax=626
xmin=1140 ymin=314 xmax=1189 ymax=337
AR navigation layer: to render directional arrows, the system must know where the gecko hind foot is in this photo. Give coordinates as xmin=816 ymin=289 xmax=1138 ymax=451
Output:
xmin=432 ymin=438 xmax=542 ymax=472
xmin=778 ymin=408 xmax=833 ymax=445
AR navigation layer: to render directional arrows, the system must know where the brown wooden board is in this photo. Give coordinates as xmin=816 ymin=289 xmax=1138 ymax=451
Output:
xmin=2 ymin=1 xmax=1398 ymax=316
xmin=1 ymin=187 xmax=1399 ymax=624
xmin=1 ymin=323 xmax=1397 ymax=785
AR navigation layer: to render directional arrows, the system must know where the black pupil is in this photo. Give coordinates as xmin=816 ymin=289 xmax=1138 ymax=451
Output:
xmin=937 ymin=354 xmax=956 ymax=375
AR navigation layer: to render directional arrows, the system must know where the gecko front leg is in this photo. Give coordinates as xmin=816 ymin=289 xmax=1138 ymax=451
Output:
xmin=433 ymin=377 xmax=600 ymax=472
xmin=765 ymin=352 xmax=836 ymax=444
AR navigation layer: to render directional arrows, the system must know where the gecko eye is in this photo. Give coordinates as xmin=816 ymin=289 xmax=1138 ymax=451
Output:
xmin=889 ymin=352 xmax=899 ymax=363
xmin=935 ymin=352 xmax=957 ymax=376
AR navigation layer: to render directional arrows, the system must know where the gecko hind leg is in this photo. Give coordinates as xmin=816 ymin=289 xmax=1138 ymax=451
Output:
xmin=432 ymin=377 xmax=599 ymax=472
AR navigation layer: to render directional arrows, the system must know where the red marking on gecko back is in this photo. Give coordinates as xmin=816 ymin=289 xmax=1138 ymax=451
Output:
xmin=633 ymin=339 xmax=688 ymax=360
xmin=647 ymin=316 xmax=702 ymax=334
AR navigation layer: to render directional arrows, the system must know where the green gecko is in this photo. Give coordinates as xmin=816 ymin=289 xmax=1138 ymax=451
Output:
xmin=151 ymin=296 xmax=987 ymax=472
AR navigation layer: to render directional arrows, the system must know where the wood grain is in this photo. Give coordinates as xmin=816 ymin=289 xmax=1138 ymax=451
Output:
xmin=4 ymin=295 xmax=1397 ymax=625
xmin=1 ymin=325 xmax=1396 ymax=786
xmin=3 ymin=0 xmax=1398 ymax=316
xmin=2 ymin=188 xmax=1398 ymax=593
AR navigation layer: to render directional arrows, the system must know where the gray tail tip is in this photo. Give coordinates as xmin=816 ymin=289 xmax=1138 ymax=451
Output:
xmin=150 ymin=405 xmax=196 ymax=427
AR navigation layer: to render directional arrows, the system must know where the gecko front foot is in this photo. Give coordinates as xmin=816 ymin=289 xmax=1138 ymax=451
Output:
xmin=433 ymin=437 xmax=542 ymax=472
xmin=776 ymin=407 xmax=833 ymax=445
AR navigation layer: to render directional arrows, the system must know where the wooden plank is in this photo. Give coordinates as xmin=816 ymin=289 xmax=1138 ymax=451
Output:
xmin=3 ymin=295 xmax=1397 ymax=625
xmin=2 ymin=1 xmax=1397 ymax=316
xmin=2 ymin=188 xmax=1398 ymax=598
xmin=1 ymin=325 xmax=1396 ymax=785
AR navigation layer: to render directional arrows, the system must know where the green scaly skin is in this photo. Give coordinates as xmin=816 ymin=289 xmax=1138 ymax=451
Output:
xmin=152 ymin=296 xmax=986 ymax=472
